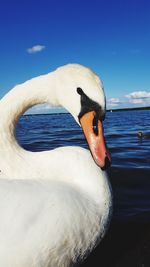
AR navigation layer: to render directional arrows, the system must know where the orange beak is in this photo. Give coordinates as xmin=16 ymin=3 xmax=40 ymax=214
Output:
xmin=80 ymin=111 xmax=111 ymax=169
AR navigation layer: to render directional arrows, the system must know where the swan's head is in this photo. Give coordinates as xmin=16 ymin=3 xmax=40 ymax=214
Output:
xmin=55 ymin=64 xmax=111 ymax=170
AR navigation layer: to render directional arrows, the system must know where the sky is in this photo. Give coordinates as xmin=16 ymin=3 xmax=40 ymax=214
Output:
xmin=0 ymin=0 xmax=150 ymax=112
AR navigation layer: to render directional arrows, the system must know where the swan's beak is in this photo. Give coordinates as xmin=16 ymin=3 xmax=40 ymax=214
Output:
xmin=80 ymin=111 xmax=111 ymax=170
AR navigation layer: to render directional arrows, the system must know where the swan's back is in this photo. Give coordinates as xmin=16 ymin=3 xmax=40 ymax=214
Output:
xmin=0 ymin=178 xmax=110 ymax=267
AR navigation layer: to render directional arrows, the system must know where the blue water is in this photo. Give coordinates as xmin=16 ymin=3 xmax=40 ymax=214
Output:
xmin=16 ymin=110 xmax=150 ymax=222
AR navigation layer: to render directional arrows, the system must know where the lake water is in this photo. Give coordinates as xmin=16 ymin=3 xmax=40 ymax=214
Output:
xmin=16 ymin=110 xmax=150 ymax=223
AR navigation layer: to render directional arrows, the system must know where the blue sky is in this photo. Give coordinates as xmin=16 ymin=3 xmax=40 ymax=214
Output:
xmin=0 ymin=0 xmax=150 ymax=112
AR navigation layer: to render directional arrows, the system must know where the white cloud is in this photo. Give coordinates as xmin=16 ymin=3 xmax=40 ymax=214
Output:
xmin=107 ymin=98 xmax=121 ymax=107
xmin=125 ymin=91 xmax=150 ymax=99
xmin=27 ymin=45 xmax=45 ymax=54
xmin=125 ymin=91 xmax=150 ymax=105
xmin=107 ymin=90 xmax=150 ymax=109
xmin=129 ymin=99 xmax=144 ymax=104
xmin=108 ymin=98 xmax=120 ymax=103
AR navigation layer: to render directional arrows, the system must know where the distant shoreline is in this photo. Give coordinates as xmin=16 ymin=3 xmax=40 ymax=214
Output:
xmin=24 ymin=106 xmax=150 ymax=116
xmin=107 ymin=106 xmax=150 ymax=112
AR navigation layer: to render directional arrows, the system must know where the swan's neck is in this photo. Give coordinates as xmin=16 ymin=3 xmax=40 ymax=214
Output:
xmin=0 ymin=72 xmax=59 ymax=145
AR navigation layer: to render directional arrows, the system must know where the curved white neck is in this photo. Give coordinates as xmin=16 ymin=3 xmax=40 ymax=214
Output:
xmin=0 ymin=72 xmax=60 ymax=146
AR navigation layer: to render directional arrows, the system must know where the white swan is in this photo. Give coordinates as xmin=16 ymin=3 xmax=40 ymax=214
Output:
xmin=0 ymin=64 xmax=112 ymax=267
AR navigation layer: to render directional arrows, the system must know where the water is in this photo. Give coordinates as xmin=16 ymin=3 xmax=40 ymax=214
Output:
xmin=16 ymin=110 xmax=150 ymax=223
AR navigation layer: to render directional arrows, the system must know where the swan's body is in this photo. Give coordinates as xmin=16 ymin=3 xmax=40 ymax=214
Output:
xmin=0 ymin=64 xmax=112 ymax=266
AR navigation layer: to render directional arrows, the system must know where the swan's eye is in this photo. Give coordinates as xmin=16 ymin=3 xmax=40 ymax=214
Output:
xmin=77 ymin=87 xmax=83 ymax=95
xmin=93 ymin=115 xmax=99 ymax=136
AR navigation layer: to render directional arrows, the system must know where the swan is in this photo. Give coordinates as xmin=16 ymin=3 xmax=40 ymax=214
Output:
xmin=0 ymin=64 xmax=112 ymax=267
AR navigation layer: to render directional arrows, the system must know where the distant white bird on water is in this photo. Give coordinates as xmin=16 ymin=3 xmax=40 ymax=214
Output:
xmin=0 ymin=64 xmax=112 ymax=267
